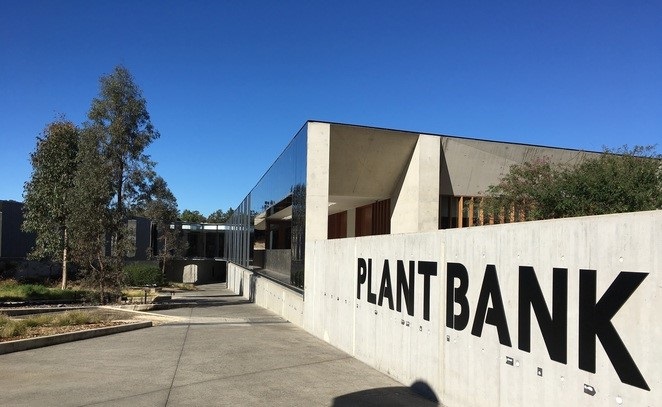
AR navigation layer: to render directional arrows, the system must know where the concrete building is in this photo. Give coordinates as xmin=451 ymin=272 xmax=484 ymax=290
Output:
xmin=225 ymin=121 xmax=594 ymax=286
xmin=174 ymin=222 xmax=227 ymax=259
xmin=0 ymin=198 xmax=228 ymax=282
xmin=0 ymin=200 xmax=36 ymax=261
xmin=162 ymin=222 xmax=228 ymax=284
xmin=0 ymin=200 xmax=155 ymax=263
xmin=225 ymin=122 xmax=660 ymax=406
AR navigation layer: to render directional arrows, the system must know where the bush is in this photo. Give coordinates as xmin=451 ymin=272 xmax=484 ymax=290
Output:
xmin=124 ymin=263 xmax=163 ymax=286
xmin=0 ymin=261 xmax=17 ymax=279
xmin=484 ymin=145 xmax=661 ymax=220
xmin=0 ymin=280 xmax=89 ymax=302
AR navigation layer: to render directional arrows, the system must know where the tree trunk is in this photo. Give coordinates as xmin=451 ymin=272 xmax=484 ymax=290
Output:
xmin=117 ymin=161 xmax=124 ymax=216
xmin=61 ymin=228 xmax=68 ymax=290
xmin=113 ymin=161 xmax=124 ymax=257
xmin=161 ymin=234 xmax=168 ymax=275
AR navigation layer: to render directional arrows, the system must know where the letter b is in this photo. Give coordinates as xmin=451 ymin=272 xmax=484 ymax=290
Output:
xmin=447 ymin=262 xmax=470 ymax=330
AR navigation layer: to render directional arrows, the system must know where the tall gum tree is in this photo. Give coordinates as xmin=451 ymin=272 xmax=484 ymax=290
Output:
xmin=68 ymin=127 xmax=119 ymax=303
xmin=87 ymin=65 xmax=160 ymax=248
xmin=22 ymin=119 xmax=79 ymax=289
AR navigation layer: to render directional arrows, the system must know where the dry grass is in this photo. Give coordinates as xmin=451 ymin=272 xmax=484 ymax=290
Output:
xmin=0 ymin=310 xmax=113 ymax=340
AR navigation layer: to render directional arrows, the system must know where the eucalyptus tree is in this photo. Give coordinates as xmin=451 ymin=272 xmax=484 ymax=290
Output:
xmin=87 ymin=65 xmax=160 ymax=242
xmin=67 ymin=127 xmax=119 ymax=303
xmin=22 ymin=119 xmax=79 ymax=289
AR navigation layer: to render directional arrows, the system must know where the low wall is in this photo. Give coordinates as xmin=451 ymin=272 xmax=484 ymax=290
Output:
xmin=0 ymin=260 xmax=73 ymax=282
xmin=227 ymin=211 xmax=660 ymax=405
xmin=227 ymin=263 xmax=304 ymax=327
xmin=304 ymin=210 xmax=660 ymax=406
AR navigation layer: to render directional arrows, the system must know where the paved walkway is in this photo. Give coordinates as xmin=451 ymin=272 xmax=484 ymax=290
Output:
xmin=0 ymin=284 xmax=437 ymax=406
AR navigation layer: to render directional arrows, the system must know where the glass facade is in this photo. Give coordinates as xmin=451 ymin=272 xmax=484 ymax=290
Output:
xmin=225 ymin=125 xmax=308 ymax=288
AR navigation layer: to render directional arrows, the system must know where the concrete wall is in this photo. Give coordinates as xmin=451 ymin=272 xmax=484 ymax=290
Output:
xmin=303 ymin=210 xmax=660 ymax=406
xmin=307 ymin=231 xmax=443 ymax=391
xmin=227 ymin=262 xmax=304 ymax=327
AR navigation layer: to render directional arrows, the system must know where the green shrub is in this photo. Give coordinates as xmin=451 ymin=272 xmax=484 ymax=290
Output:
xmin=124 ymin=263 xmax=163 ymax=287
xmin=0 ymin=280 xmax=89 ymax=302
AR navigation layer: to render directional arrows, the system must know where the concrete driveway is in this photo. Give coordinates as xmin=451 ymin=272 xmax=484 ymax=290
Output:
xmin=0 ymin=284 xmax=438 ymax=406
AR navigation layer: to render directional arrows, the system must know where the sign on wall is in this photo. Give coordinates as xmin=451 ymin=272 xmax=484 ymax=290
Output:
xmin=344 ymin=212 xmax=660 ymax=406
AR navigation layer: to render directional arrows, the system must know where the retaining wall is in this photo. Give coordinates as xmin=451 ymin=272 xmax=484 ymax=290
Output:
xmin=227 ymin=263 xmax=304 ymax=326
xmin=230 ymin=210 xmax=661 ymax=406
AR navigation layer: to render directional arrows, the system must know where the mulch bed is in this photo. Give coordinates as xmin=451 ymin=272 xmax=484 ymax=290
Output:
xmin=0 ymin=321 xmax=132 ymax=342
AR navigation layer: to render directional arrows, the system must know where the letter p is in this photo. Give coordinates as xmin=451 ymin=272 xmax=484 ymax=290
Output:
xmin=357 ymin=258 xmax=368 ymax=299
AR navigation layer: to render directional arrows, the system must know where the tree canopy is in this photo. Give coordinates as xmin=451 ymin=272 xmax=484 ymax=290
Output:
xmin=67 ymin=127 xmax=118 ymax=302
xmin=22 ymin=119 xmax=79 ymax=288
xmin=207 ymin=208 xmax=235 ymax=223
xmin=87 ymin=65 xmax=160 ymax=223
xmin=22 ymin=65 xmax=171 ymax=298
xmin=484 ymin=145 xmax=661 ymax=220
xmin=180 ymin=209 xmax=206 ymax=223
xmin=178 ymin=208 xmax=235 ymax=223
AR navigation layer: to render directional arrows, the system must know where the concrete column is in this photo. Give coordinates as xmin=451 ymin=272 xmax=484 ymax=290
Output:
xmin=304 ymin=122 xmax=331 ymax=242
xmin=303 ymin=122 xmax=330 ymax=332
xmin=390 ymin=134 xmax=440 ymax=233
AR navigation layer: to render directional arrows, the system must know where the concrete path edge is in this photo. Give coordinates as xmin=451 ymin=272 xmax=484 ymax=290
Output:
xmin=0 ymin=321 xmax=152 ymax=355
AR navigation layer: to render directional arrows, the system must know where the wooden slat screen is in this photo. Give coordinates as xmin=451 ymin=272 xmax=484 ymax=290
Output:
xmin=355 ymin=199 xmax=391 ymax=237
xmin=328 ymin=211 xmax=348 ymax=239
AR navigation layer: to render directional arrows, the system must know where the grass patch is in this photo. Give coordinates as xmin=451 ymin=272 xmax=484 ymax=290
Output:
xmin=122 ymin=288 xmax=150 ymax=298
xmin=167 ymin=282 xmax=197 ymax=291
xmin=0 ymin=279 xmax=89 ymax=302
xmin=0 ymin=311 xmax=110 ymax=340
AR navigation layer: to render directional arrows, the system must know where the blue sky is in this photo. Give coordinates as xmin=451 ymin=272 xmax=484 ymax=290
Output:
xmin=1 ymin=1 xmax=660 ymax=216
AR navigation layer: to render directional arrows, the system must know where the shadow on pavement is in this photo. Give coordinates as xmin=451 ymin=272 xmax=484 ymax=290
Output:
xmin=164 ymin=299 xmax=253 ymax=307
xmin=332 ymin=381 xmax=439 ymax=406
xmin=172 ymin=294 xmax=243 ymax=298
